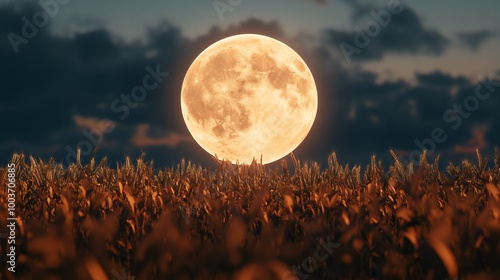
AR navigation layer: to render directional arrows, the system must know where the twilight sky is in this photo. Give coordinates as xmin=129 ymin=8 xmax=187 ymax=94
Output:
xmin=1 ymin=0 xmax=499 ymax=168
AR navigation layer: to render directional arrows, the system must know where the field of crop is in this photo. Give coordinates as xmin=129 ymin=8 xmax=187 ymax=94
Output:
xmin=1 ymin=150 xmax=500 ymax=279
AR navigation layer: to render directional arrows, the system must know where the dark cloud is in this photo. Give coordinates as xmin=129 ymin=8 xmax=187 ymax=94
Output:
xmin=416 ymin=71 xmax=469 ymax=88
xmin=324 ymin=1 xmax=448 ymax=62
xmin=74 ymin=29 xmax=118 ymax=61
xmin=1 ymin=3 xmax=498 ymax=168
xmin=292 ymin=42 xmax=496 ymax=166
xmin=458 ymin=30 xmax=497 ymax=51
xmin=0 ymin=3 xmax=191 ymax=166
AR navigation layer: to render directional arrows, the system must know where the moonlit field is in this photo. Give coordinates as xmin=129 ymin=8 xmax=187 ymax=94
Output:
xmin=2 ymin=0 xmax=500 ymax=279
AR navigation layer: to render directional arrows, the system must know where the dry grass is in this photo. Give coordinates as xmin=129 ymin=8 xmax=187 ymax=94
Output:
xmin=1 ymin=149 xmax=500 ymax=279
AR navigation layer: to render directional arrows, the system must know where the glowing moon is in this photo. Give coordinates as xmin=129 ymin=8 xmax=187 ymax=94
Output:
xmin=181 ymin=34 xmax=318 ymax=164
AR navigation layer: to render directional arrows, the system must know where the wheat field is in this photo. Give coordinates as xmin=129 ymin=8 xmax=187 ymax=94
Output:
xmin=1 ymin=150 xmax=500 ymax=279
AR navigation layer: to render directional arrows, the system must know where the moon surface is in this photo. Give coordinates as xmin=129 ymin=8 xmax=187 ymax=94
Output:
xmin=181 ymin=34 xmax=318 ymax=164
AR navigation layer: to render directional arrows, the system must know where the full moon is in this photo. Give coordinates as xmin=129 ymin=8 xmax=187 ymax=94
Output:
xmin=181 ymin=34 xmax=318 ymax=164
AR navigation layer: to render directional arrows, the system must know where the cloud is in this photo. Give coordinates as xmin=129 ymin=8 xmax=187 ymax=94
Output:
xmin=457 ymin=30 xmax=497 ymax=51
xmin=299 ymin=44 xmax=498 ymax=166
xmin=131 ymin=124 xmax=190 ymax=148
xmin=0 ymin=2 xmax=189 ymax=165
xmin=324 ymin=1 xmax=449 ymax=61
xmin=74 ymin=29 xmax=119 ymax=61
xmin=452 ymin=124 xmax=489 ymax=155
xmin=73 ymin=115 xmax=116 ymax=131
xmin=416 ymin=71 xmax=469 ymax=88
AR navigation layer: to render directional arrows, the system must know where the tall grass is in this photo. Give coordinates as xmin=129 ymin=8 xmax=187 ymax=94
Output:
xmin=1 ymin=149 xmax=500 ymax=279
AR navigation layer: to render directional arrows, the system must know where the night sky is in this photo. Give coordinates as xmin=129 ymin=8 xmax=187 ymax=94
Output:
xmin=1 ymin=0 xmax=499 ymax=168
